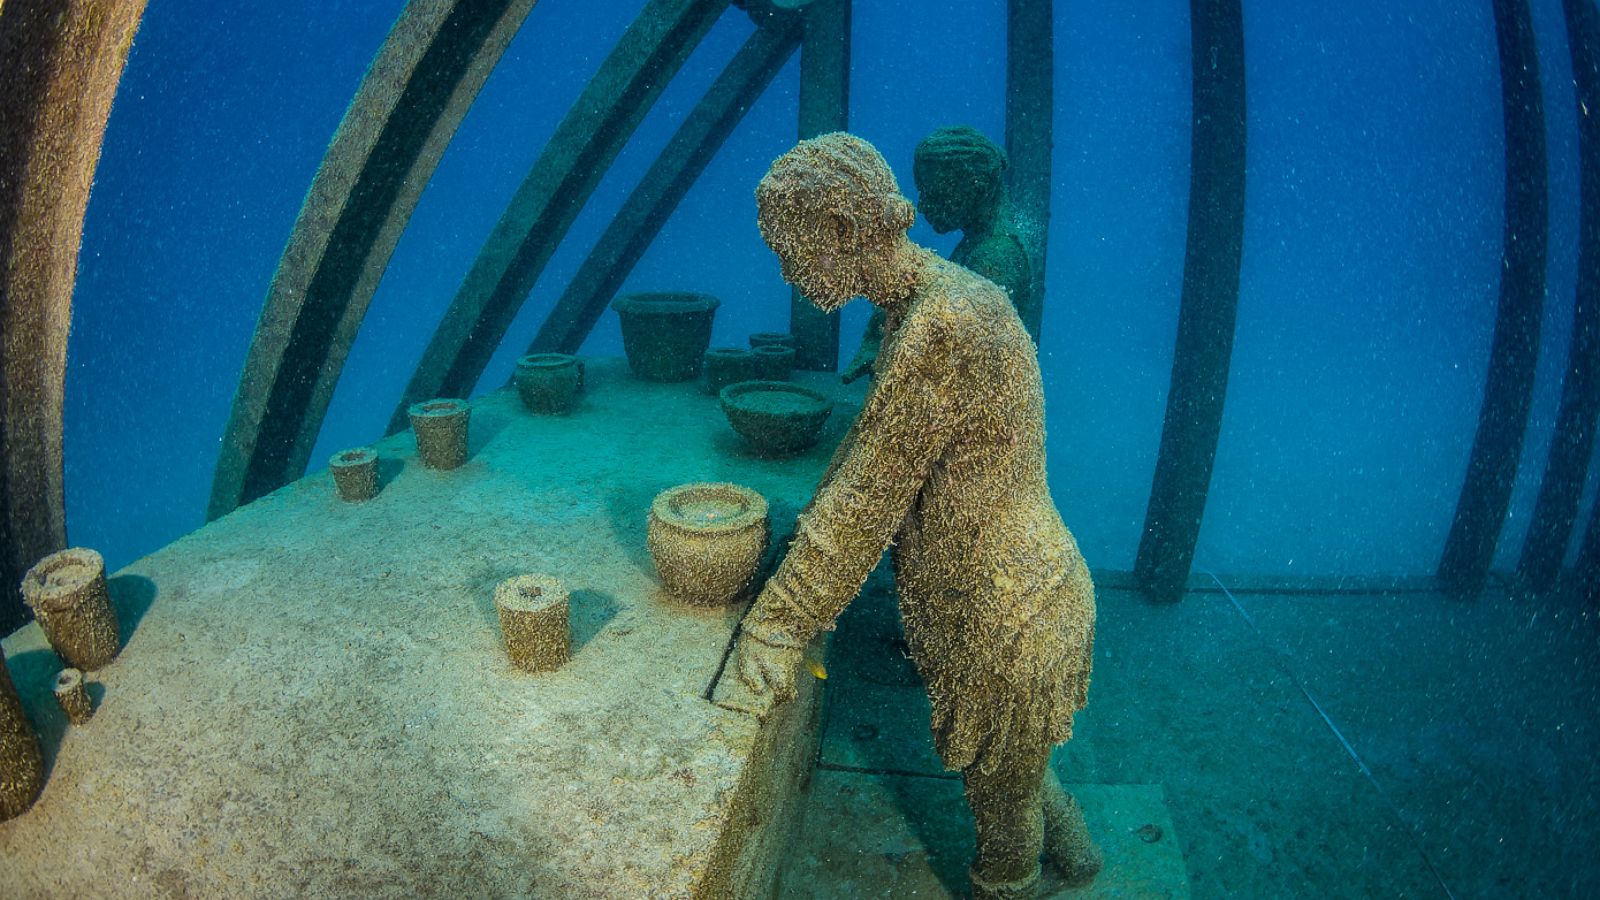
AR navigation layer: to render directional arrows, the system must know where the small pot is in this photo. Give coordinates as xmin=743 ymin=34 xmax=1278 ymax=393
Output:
xmin=21 ymin=548 xmax=120 ymax=671
xmin=329 ymin=447 xmax=379 ymax=502
xmin=748 ymin=332 xmax=796 ymax=351
xmin=647 ymin=483 xmax=770 ymax=606
xmin=612 ymin=292 xmax=720 ymax=382
xmin=704 ymin=347 xmax=757 ymax=396
xmin=408 ymin=398 xmax=470 ymax=470
xmin=752 ymin=344 xmax=796 ymax=381
xmin=515 ymin=353 xmax=583 ymax=414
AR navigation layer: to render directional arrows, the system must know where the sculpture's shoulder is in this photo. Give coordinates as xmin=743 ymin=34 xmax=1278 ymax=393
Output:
xmin=956 ymin=231 xmax=1031 ymax=302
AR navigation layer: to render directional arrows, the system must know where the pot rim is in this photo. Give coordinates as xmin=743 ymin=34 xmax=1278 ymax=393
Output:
xmin=407 ymin=398 xmax=469 ymax=419
xmin=22 ymin=547 xmax=104 ymax=611
xmin=612 ymin=292 xmax=720 ymax=316
xmin=516 ymin=353 xmax=579 ymax=370
xmin=650 ymin=482 xmax=769 ymax=535
xmin=330 ymin=447 xmax=378 ymax=468
xmin=719 ymin=380 xmax=833 ymax=416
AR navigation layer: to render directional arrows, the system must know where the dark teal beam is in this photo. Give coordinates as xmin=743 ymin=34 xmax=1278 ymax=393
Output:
xmin=787 ymin=0 xmax=850 ymax=372
xmin=1517 ymin=0 xmax=1600 ymax=593
xmin=1133 ymin=0 xmax=1247 ymax=604
xmin=528 ymin=18 xmax=803 ymax=356
xmin=1438 ymin=0 xmax=1548 ymax=598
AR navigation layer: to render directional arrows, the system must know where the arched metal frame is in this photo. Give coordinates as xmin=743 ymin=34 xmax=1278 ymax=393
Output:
xmin=1437 ymin=0 xmax=1549 ymax=599
xmin=0 ymin=0 xmax=147 ymax=632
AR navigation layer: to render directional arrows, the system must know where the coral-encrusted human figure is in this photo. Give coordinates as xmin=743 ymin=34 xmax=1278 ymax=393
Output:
xmin=842 ymin=125 xmax=1035 ymax=384
xmin=731 ymin=132 xmax=1102 ymax=899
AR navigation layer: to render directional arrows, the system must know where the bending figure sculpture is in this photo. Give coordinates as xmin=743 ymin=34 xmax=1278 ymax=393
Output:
xmin=842 ymin=125 xmax=1034 ymax=383
xmin=731 ymin=133 xmax=1101 ymax=898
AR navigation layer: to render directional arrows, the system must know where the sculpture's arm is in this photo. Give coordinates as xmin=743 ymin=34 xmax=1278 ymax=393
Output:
xmin=744 ymin=310 xmax=962 ymax=649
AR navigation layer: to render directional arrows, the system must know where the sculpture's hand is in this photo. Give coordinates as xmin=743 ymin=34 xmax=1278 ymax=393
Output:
xmin=732 ymin=630 xmax=803 ymax=717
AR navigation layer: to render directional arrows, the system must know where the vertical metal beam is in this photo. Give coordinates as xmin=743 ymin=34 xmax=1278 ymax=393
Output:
xmin=529 ymin=18 xmax=803 ymax=356
xmin=390 ymin=0 xmax=731 ymax=432
xmin=1133 ymin=0 xmax=1247 ymax=604
xmin=1438 ymin=0 xmax=1548 ymax=598
xmin=787 ymin=0 xmax=850 ymax=372
xmin=0 ymin=1 xmax=146 ymax=632
xmin=1005 ymin=0 xmax=1052 ymax=345
xmin=208 ymin=0 xmax=541 ymax=521
xmin=1574 ymin=485 xmax=1600 ymax=602
xmin=1517 ymin=0 xmax=1600 ymax=593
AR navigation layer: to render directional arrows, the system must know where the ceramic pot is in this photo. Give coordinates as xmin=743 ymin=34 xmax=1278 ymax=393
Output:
xmin=330 ymin=447 xmax=379 ymax=502
xmin=408 ymin=398 xmax=470 ymax=470
xmin=720 ymin=381 xmax=834 ymax=456
xmin=515 ymin=353 xmax=583 ymax=414
xmin=704 ymin=347 xmax=757 ymax=396
xmin=21 ymin=547 xmax=120 ymax=671
xmin=612 ymin=292 xmax=720 ymax=382
xmin=647 ymin=483 xmax=770 ymax=606
xmin=752 ymin=344 xmax=796 ymax=381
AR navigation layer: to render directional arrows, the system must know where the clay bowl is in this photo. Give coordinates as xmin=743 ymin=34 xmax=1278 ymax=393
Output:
xmin=646 ymin=482 xmax=770 ymax=606
xmin=720 ymin=381 xmax=834 ymax=456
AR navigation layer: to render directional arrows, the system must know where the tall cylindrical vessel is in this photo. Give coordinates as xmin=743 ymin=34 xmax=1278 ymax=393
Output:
xmin=22 ymin=547 xmax=120 ymax=671
xmin=494 ymin=575 xmax=571 ymax=672
xmin=0 ymin=646 xmax=44 ymax=820
xmin=330 ymin=447 xmax=379 ymax=502
xmin=408 ymin=398 xmax=470 ymax=470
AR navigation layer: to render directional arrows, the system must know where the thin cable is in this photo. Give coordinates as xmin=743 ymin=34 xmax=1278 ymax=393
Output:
xmin=1206 ymin=571 xmax=1457 ymax=900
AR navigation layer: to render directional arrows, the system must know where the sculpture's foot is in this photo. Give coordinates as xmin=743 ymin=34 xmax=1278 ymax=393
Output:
xmin=970 ymin=863 xmax=1040 ymax=900
xmin=1043 ymin=785 xmax=1104 ymax=888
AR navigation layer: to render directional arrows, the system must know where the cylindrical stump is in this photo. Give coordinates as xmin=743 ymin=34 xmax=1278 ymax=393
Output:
xmin=408 ymin=398 xmax=470 ymax=470
xmin=494 ymin=575 xmax=570 ymax=672
xmin=752 ymin=344 xmax=795 ymax=381
xmin=53 ymin=668 xmax=92 ymax=725
xmin=704 ymin=347 xmax=756 ymax=396
xmin=0 ymin=646 xmax=44 ymax=821
xmin=330 ymin=447 xmax=379 ymax=502
xmin=22 ymin=548 xmax=120 ymax=671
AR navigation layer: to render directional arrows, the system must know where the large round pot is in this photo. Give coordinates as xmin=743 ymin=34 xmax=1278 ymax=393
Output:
xmin=514 ymin=353 xmax=583 ymax=414
xmin=720 ymin=381 xmax=834 ymax=456
xmin=612 ymin=292 xmax=720 ymax=382
xmin=646 ymin=482 xmax=769 ymax=606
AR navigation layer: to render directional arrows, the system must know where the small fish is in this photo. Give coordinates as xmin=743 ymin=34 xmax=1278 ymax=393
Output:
xmin=805 ymin=658 xmax=828 ymax=680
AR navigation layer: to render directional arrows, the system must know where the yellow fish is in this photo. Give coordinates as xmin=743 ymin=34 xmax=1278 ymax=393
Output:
xmin=805 ymin=658 xmax=828 ymax=680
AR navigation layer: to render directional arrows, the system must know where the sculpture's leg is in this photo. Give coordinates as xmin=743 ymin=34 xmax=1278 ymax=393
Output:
xmin=964 ymin=744 xmax=1049 ymax=900
xmin=1042 ymin=764 xmax=1104 ymax=886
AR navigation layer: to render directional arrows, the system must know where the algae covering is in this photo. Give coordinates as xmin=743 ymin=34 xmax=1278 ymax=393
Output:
xmin=736 ymin=133 xmax=1100 ymax=896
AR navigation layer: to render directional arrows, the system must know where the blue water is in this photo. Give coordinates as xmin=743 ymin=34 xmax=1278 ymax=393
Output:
xmin=66 ymin=0 xmax=1591 ymax=583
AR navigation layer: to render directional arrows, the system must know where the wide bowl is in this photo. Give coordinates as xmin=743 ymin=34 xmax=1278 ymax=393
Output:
xmin=719 ymin=380 xmax=834 ymax=456
xmin=646 ymin=482 xmax=770 ymax=606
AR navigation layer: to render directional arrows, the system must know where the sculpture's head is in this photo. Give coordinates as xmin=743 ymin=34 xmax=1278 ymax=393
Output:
xmin=756 ymin=132 xmax=916 ymax=312
xmin=912 ymin=125 xmax=1007 ymax=235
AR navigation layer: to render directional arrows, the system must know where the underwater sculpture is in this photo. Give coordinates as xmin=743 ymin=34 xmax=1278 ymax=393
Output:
xmin=21 ymin=548 xmax=120 ymax=672
xmin=843 ymin=125 xmax=1035 ymax=384
xmin=731 ymin=133 xmax=1101 ymax=898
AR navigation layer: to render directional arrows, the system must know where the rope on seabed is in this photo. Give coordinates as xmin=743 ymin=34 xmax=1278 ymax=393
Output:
xmin=1205 ymin=571 xmax=1458 ymax=900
